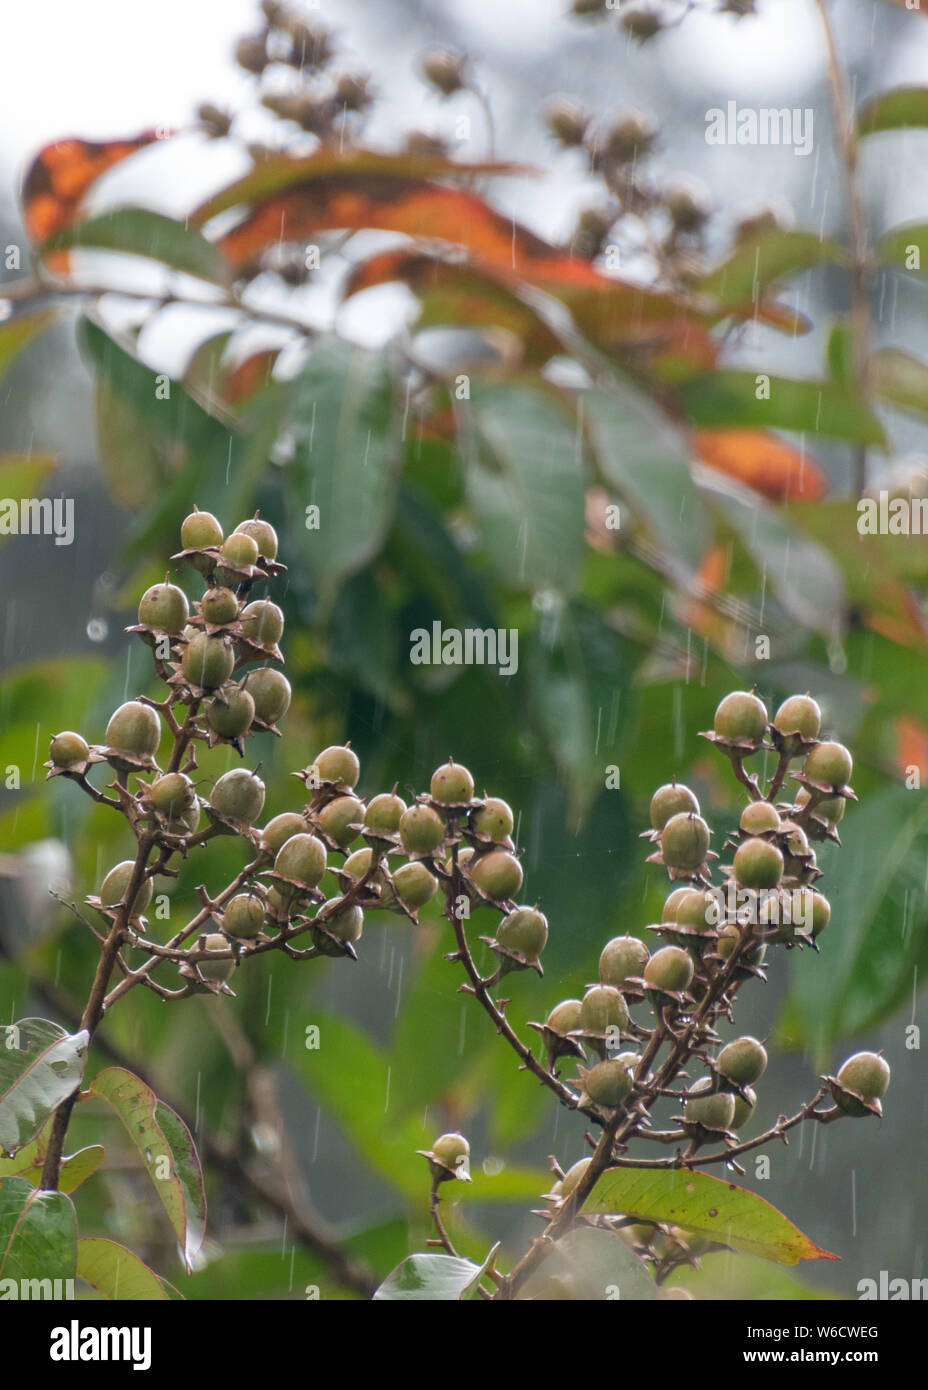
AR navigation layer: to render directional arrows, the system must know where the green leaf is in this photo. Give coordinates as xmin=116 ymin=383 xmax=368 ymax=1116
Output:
xmin=583 ymin=377 xmax=710 ymax=577
xmin=584 ymin=1168 xmax=837 ymax=1265
xmin=858 ymin=86 xmax=928 ymax=135
xmin=700 ymin=229 xmax=844 ymax=306
xmin=373 ymin=1251 xmax=489 ymax=1300
xmin=0 ymin=1128 xmax=104 ymax=1194
xmin=0 ymin=311 xmax=55 ymax=380
xmin=0 ymin=1018 xmax=89 ymax=1155
xmin=786 ymin=787 xmax=928 ymax=1058
xmin=0 ymin=454 xmax=57 ymax=533
xmin=519 ymin=1226 xmax=658 ymax=1300
xmin=694 ymin=466 xmax=846 ymax=637
xmin=871 ymin=346 xmax=928 ymax=415
xmin=677 ymin=371 xmax=886 ymax=444
xmin=876 ymin=221 xmax=928 ymax=274
xmin=286 ymin=338 xmax=400 ymax=606
xmin=466 ymin=382 xmax=586 ymax=593
xmin=87 ymin=1067 xmax=206 ymax=1271
xmin=40 ymin=207 xmax=227 ymax=284
xmin=0 ymin=1177 xmax=77 ymax=1284
xmin=76 ymin=1237 xmax=171 ymax=1300
xmin=825 ymin=319 xmax=857 ymax=386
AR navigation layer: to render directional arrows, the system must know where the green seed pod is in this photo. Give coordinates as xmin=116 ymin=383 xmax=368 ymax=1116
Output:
xmin=165 ymin=799 xmax=202 ymax=837
xmin=148 ymin=772 xmax=196 ymax=818
xmin=803 ymin=740 xmax=853 ymax=789
xmin=579 ymin=984 xmax=629 ymax=1035
xmin=471 ymin=796 xmax=515 ymax=842
xmin=733 ymin=837 xmax=783 ymax=890
xmin=223 ymin=894 xmax=266 ymax=939
xmin=392 ymin=861 xmax=438 ymax=909
xmin=583 ymin=1056 xmax=634 ymax=1107
xmin=545 ymin=999 xmax=582 ymax=1036
xmin=773 ymin=694 xmax=821 ymax=743
xmin=470 ymin=849 xmax=523 ymax=901
xmin=200 ymin=587 xmax=240 ymax=626
xmin=717 ymin=1036 xmax=768 ymax=1087
xmin=430 ymin=1131 xmax=470 ymax=1181
xmin=234 ymin=515 xmax=278 ymax=560
xmin=796 ymin=786 xmax=845 ymax=825
xmin=99 ymin=861 xmax=153 ymax=914
xmin=644 ymin=945 xmax=694 ymax=994
xmin=599 ymin=935 xmax=649 ymax=988
xmin=197 ymin=932 xmax=234 ymax=982
xmin=558 ymin=1157 xmax=592 ymax=1198
xmin=242 ymin=668 xmax=291 ymax=726
xmin=210 ymin=769 xmax=266 ymax=827
xmin=497 ymin=906 xmax=548 ymax=960
xmin=138 ymin=582 xmax=189 ymax=633
xmin=660 ymin=813 xmax=711 ymax=870
xmin=317 ymin=896 xmax=364 ymax=948
xmin=739 ymin=801 xmax=781 ymax=836
xmin=430 ymin=758 xmax=475 ymax=804
xmin=661 ymin=886 xmax=693 ymax=922
xmin=674 ymin=889 xmax=718 ymax=933
xmin=219 ymin=531 xmax=258 ymax=568
xmin=181 ymin=632 xmax=235 ymax=691
xmin=713 ymin=690 xmax=768 ymax=744
xmin=364 ymin=791 xmax=407 ymax=835
xmin=105 ymin=701 xmax=162 ymax=761
xmin=274 ymin=832 xmax=327 ymax=890
xmin=240 ymin=600 xmax=284 ymax=648
xmin=649 ymin=781 xmax=699 ymax=831
xmin=259 ymin=812 xmax=307 ymax=854
xmin=181 ymin=508 xmax=223 ymax=550
xmin=399 ymin=804 xmax=446 ymax=856
xmin=835 ymin=1052 xmax=890 ymax=1116
xmin=317 ymin=795 xmax=364 ymax=848
xmin=685 ymin=1077 xmax=735 ymax=1131
xmin=309 ymin=745 xmax=361 ymax=789
xmin=49 ymin=731 xmax=90 ymax=767
xmin=731 ymin=1086 xmax=757 ymax=1131
xmin=206 ymin=686 xmax=256 ymax=738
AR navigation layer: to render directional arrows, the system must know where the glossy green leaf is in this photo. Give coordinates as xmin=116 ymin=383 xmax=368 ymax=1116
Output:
xmin=286 ymin=338 xmax=400 ymax=606
xmin=583 ymin=377 xmax=710 ymax=577
xmin=40 ymin=207 xmax=227 ymax=284
xmin=519 ymin=1225 xmax=658 ymax=1300
xmin=0 ymin=1177 xmax=77 ymax=1284
xmin=0 ymin=1124 xmax=104 ymax=1194
xmin=871 ymin=346 xmax=928 ymax=415
xmin=76 ymin=1237 xmax=171 ymax=1300
xmin=466 ymin=382 xmax=586 ymax=593
xmin=0 ymin=1019 xmax=89 ymax=1156
xmin=858 ymin=86 xmax=928 ymax=135
xmin=373 ymin=1251 xmax=489 ymax=1300
xmin=677 ymin=371 xmax=886 ymax=443
xmin=87 ymin=1067 xmax=206 ymax=1271
xmin=876 ymin=221 xmax=928 ymax=274
xmin=825 ymin=319 xmax=857 ymax=385
xmin=584 ymin=1168 xmax=837 ymax=1265
xmin=0 ymin=311 xmax=55 ymax=380
xmin=700 ymin=229 xmax=844 ymax=306
xmin=694 ymin=465 xmax=846 ymax=637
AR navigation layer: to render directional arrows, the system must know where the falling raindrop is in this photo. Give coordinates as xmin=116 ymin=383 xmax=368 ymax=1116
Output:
xmin=482 ymin=1156 xmax=504 ymax=1177
xmin=86 ymin=617 xmax=108 ymax=643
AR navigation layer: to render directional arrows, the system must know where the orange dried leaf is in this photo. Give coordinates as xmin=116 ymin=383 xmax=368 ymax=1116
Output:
xmin=694 ymin=428 xmax=828 ymax=502
xmin=894 ymin=714 xmax=928 ymax=780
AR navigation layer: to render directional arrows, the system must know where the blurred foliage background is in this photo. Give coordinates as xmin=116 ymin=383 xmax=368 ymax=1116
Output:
xmin=1 ymin=0 xmax=928 ymax=1300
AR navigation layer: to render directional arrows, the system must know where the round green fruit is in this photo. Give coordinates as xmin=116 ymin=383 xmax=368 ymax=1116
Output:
xmin=242 ymin=668 xmax=291 ymax=726
xmin=583 ymin=1057 xmax=634 ymax=1108
xmin=309 ymin=745 xmax=360 ymax=789
xmin=740 ymin=801 xmax=781 ymax=836
xmin=317 ymin=897 xmax=364 ymax=946
xmin=99 ymin=861 xmax=153 ymax=914
xmin=181 ymin=508 xmax=223 ymax=550
xmin=471 ymin=796 xmax=515 ymax=842
xmin=649 ymin=781 xmax=699 ymax=831
xmin=181 ymin=632 xmax=235 ymax=691
xmin=430 ymin=759 xmax=475 ymax=805
xmin=773 ymin=694 xmax=821 ymax=743
xmin=717 ymin=1036 xmax=768 ymax=1086
xmin=316 ymin=795 xmax=364 ymax=848
xmin=558 ymin=1156 xmax=592 ymax=1198
xmin=660 ymin=812 xmax=711 ymax=870
xmin=599 ymin=935 xmax=649 ymax=988
xmin=545 ymin=999 xmax=582 ymax=1036
xmin=713 ymin=690 xmax=768 ymax=745
xmin=674 ymin=889 xmax=717 ymax=933
xmin=661 ymin=886 xmax=692 ymax=922
xmin=796 ymin=786 xmax=845 ymax=825
xmin=197 ymin=933 xmax=234 ymax=983
xmin=105 ymin=701 xmax=161 ymax=761
xmin=733 ymin=837 xmax=783 ymax=890
xmin=835 ymin=1052 xmax=890 ymax=1115
xmin=431 ymin=1132 xmax=469 ymax=1178
xmin=731 ymin=1086 xmax=757 ymax=1131
xmin=259 ymin=812 xmax=307 ymax=854
xmin=685 ymin=1078 xmax=735 ymax=1131
xmin=148 ymin=772 xmax=196 ymax=818
xmin=497 ymin=906 xmax=548 ymax=960
xmin=206 ymin=686 xmax=255 ymax=738
xmin=644 ymin=946 xmax=694 ymax=994
xmin=138 ymin=582 xmax=189 ymax=633
xmin=210 ymin=769 xmax=266 ymax=827
xmin=240 ymin=600 xmax=284 ymax=648
xmin=233 ymin=515 xmax=278 ymax=560
xmin=363 ymin=792 xmax=407 ymax=835
xmin=200 ymin=587 xmax=240 ymax=626
xmin=49 ymin=731 xmax=90 ymax=767
xmin=579 ymin=984 xmax=629 ymax=1035
xmin=470 ymin=849 xmax=523 ymax=901
xmin=219 ymin=531 xmax=258 ymax=569
xmin=392 ymin=861 xmax=438 ymax=909
xmin=804 ymin=740 xmax=853 ymax=789
xmin=399 ymin=804 xmax=446 ymax=856
xmin=223 ymin=894 xmax=266 ymax=939
xmin=274 ymin=832 xmax=327 ymax=890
